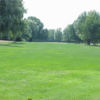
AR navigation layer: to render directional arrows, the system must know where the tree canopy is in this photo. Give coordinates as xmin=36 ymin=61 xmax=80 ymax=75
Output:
xmin=0 ymin=0 xmax=25 ymax=39
xmin=73 ymin=11 xmax=100 ymax=45
xmin=0 ymin=1 xmax=100 ymax=45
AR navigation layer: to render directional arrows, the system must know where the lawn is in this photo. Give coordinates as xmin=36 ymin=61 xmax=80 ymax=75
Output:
xmin=0 ymin=42 xmax=100 ymax=100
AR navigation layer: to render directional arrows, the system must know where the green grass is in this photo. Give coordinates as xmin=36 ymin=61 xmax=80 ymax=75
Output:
xmin=0 ymin=42 xmax=100 ymax=100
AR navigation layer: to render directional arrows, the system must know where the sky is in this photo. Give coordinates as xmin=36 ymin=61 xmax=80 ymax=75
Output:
xmin=23 ymin=0 xmax=100 ymax=29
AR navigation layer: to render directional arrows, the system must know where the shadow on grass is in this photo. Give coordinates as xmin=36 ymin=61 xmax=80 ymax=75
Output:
xmin=90 ymin=44 xmax=100 ymax=48
xmin=0 ymin=42 xmax=25 ymax=47
xmin=95 ymin=45 xmax=100 ymax=47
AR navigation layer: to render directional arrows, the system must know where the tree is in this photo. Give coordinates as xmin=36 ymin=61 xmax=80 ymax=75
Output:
xmin=48 ymin=29 xmax=55 ymax=41
xmin=22 ymin=16 xmax=49 ymax=41
xmin=40 ymin=29 xmax=48 ymax=41
xmin=26 ymin=16 xmax=44 ymax=41
xmin=73 ymin=11 xmax=100 ymax=45
xmin=0 ymin=0 xmax=26 ymax=40
xmin=21 ymin=19 xmax=32 ymax=41
xmin=54 ymin=28 xmax=62 ymax=41
xmin=63 ymin=24 xmax=81 ymax=42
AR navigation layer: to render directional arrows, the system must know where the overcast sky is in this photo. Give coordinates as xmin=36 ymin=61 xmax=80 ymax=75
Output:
xmin=24 ymin=0 xmax=100 ymax=29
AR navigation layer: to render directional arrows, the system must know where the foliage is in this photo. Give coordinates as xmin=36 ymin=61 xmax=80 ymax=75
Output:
xmin=73 ymin=11 xmax=100 ymax=45
xmin=48 ymin=29 xmax=55 ymax=41
xmin=0 ymin=3 xmax=100 ymax=44
xmin=22 ymin=17 xmax=49 ymax=41
xmin=0 ymin=0 xmax=26 ymax=37
xmin=54 ymin=28 xmax=62 ymax=41
xmin=63 ymin=24 xmax=81 ymax=42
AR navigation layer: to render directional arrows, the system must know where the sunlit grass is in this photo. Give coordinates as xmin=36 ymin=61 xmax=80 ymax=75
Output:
xmin=0 ymin=42 xmax=100 ymax=100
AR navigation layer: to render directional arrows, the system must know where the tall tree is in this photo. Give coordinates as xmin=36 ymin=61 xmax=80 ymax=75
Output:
xmin=21 ymin=19 xmax=32 ymax=41
xmin=74 ymin=11 xmax=100 ymax=45
xmin=55 ymin=28 xmax=62 ymax=41
xmin=0 ymin=0 xmax=26 ymax=40
xmin=40 ymin=29 xmax=48 ymax=40
xmin=73 ymin=12 xmax=87 ymax=39
xmin=27 ymin=16 xmax=44 ymax=41
xmin=63 ymin=24 xmax=81 ymax=42
xmin=48 ymin=29 xmax=55 ymax=41
xmin=22 ymin=16 xmax=47 ymax=41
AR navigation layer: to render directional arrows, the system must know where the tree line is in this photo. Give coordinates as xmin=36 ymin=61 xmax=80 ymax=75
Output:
xmin=0 ymin=0 xmax=100 ymax=45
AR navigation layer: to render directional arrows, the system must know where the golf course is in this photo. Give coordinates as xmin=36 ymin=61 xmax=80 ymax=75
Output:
xmin=0 ymin=42 xmax=100 ymax=100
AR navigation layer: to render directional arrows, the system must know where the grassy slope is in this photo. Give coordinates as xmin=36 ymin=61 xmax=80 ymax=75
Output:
xmin=0 ymin=42 xmax=100 ymax=100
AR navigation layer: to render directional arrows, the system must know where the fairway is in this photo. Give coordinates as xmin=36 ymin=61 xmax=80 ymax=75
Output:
xmin=0 ymin=42 xmax=100 ymax=100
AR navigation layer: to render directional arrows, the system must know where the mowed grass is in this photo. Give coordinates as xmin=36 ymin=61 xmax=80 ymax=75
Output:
xmin=0 ymin=42 xmax=100 ymax=100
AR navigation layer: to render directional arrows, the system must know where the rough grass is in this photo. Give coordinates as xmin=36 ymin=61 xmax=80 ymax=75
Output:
xmin=0 ymin=42 xmax=100 ymax=100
